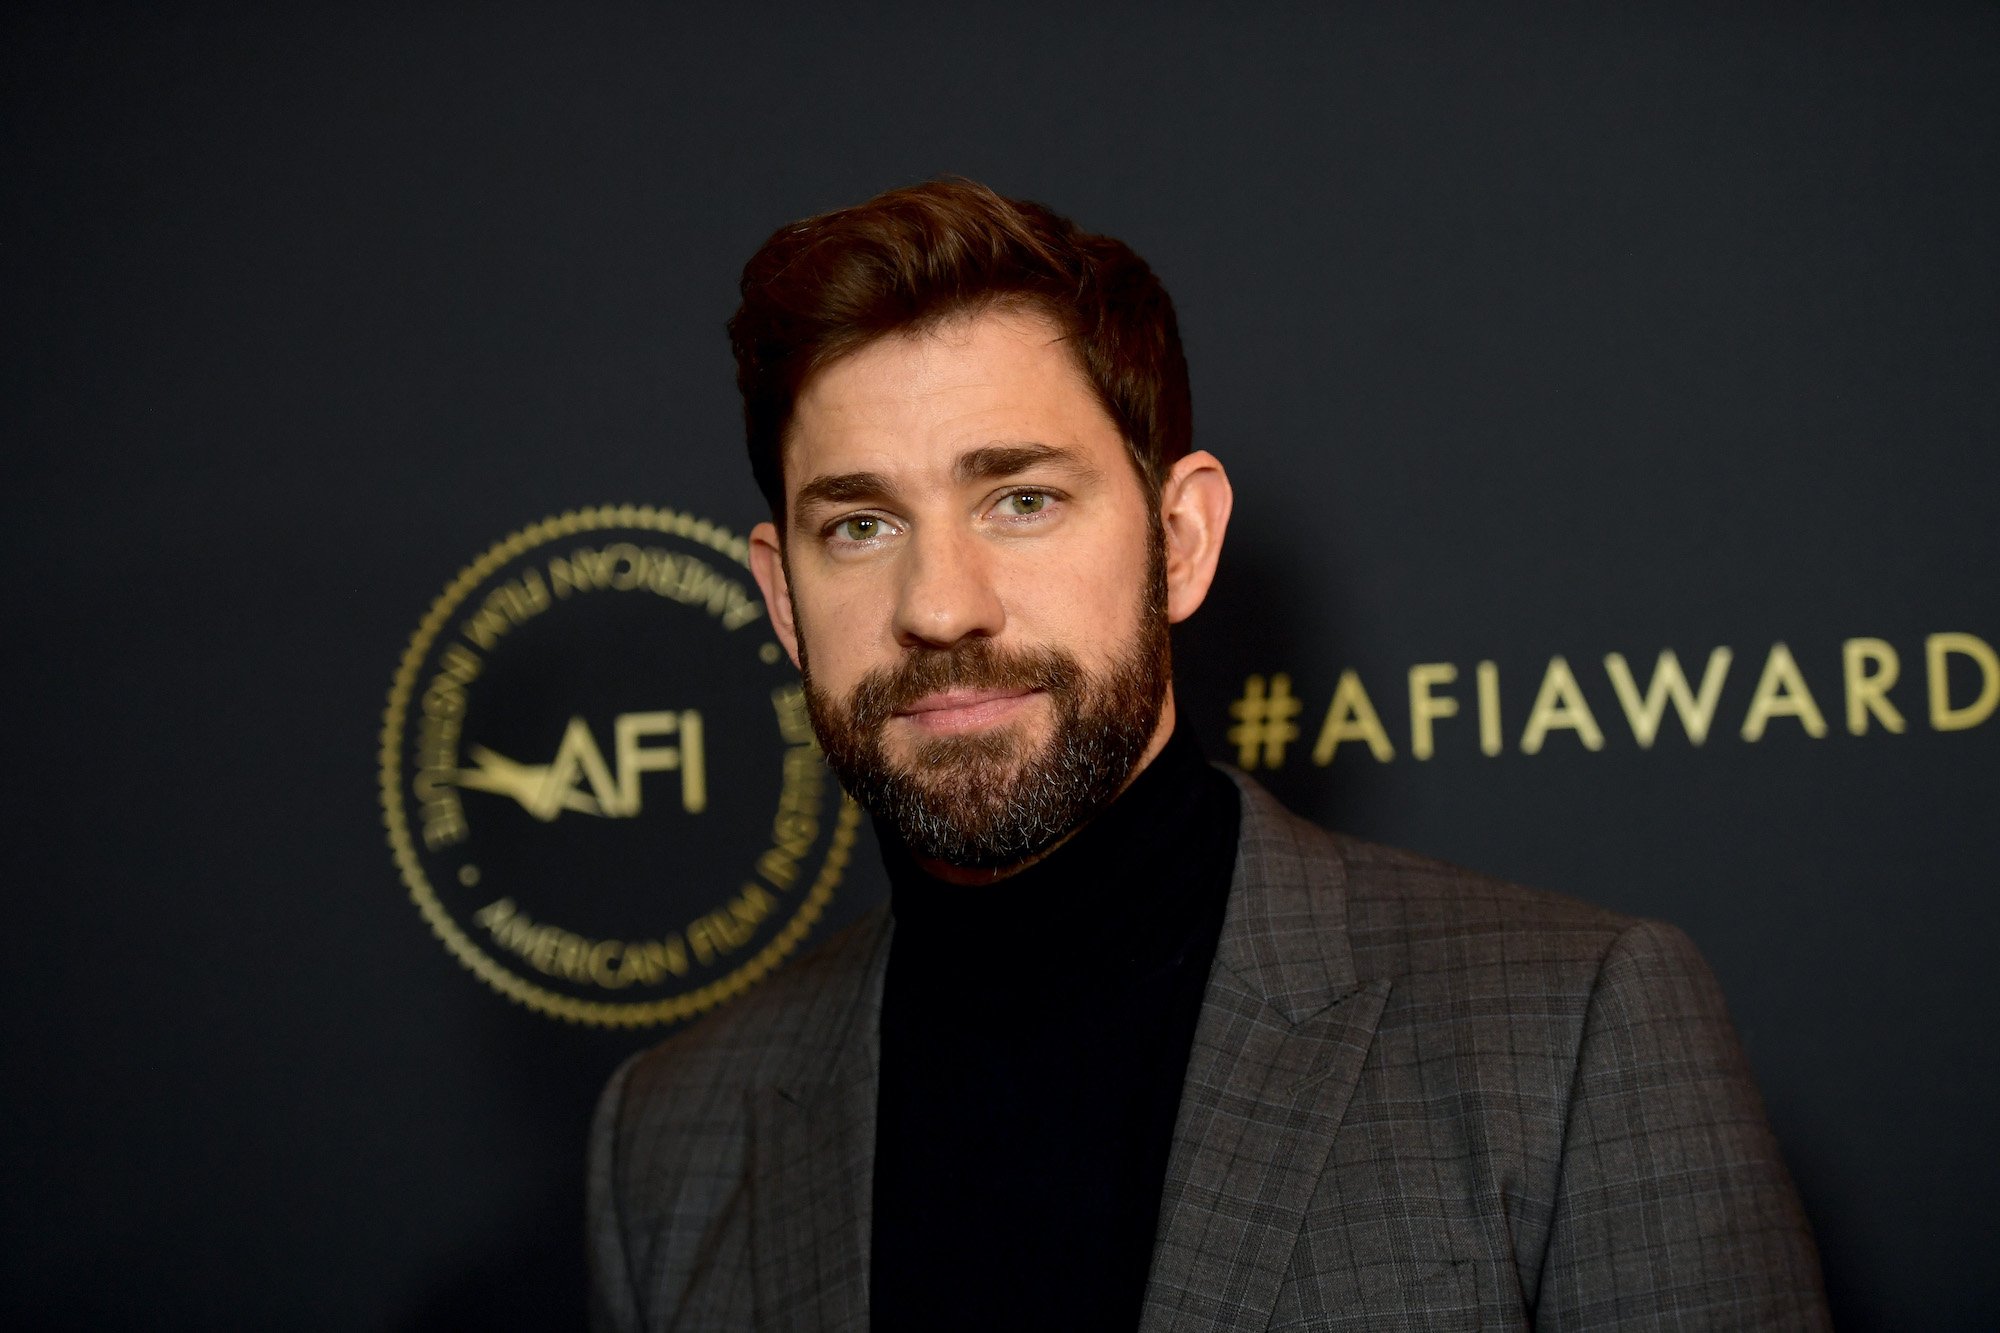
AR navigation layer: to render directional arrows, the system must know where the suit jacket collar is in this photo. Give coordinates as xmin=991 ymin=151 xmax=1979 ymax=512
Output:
xmin=1140 ymin=770 xmax=1388 ymax=1331
xmin=766 ymin=912 xmax=892 ymax=1107
xmin=746 ymin=768 xmax=1383 ymax=1332
xmin=1209 ymin=769 xmax=1361 ymax=1023
xmin=749 ymin=912 xmax=892 ymax=1332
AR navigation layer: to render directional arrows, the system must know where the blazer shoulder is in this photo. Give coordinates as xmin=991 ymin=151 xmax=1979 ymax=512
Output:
xmin=1334 ymin=831 xmax=1630 ymax=933
xmin=1225 ymin=767 xmax=1639 ymax=985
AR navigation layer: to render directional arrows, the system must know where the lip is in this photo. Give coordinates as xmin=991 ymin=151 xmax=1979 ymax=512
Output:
xmin=893 ymin=687 xmax=1039 ymax=734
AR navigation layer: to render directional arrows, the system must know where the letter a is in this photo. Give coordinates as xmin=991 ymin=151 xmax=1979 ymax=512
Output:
xmin=1520 ymin=656 xmax=1605 ymax=755
xmin=536 ymin=716 xmax=622 ymax=819
xmin=1740 ymin=643 xmax=1829 ymax=741
xmin=1312 ymin=670 xmax=1396 ymax=764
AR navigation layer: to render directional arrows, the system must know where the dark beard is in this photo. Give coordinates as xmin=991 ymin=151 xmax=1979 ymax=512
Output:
xmin=799 ymin=550 xmax=1170 ymax=869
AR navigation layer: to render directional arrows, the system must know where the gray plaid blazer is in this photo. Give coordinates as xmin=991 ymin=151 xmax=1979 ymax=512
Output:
xmin=589 ymin=771 xmax=1829 ymax=1330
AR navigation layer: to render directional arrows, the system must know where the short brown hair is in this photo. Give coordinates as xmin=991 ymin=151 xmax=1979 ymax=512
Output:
xmin=728 ymin=179 xmax=1191 ymax=517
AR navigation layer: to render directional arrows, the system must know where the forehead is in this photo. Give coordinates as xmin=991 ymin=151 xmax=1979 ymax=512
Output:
xmin=782 ymin=307 xmax=1125 ymax=484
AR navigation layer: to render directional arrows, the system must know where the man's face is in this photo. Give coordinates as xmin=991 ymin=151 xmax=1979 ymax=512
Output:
xmin=751 ymin=305 xmax=1174 ymax=871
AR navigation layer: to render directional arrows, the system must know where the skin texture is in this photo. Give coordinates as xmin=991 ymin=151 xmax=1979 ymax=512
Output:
xmin=747 ymin=306 xmax=1233 ymax=882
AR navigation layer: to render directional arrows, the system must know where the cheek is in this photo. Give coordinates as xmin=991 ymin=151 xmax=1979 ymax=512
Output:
xmin=794 ymin=578 xmax=892 ymax=682
xmin=1003 ymin=527 xmax=1152 ymax=649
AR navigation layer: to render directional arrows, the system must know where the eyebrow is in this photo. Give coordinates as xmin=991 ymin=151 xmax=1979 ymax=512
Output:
xmin=790 ymin=442 xmax=1100 ymax=530
xmin=791 ymin=470 xmax=895 ymax=520
xmin=953 ymin=441 xmax=1099 ymax=485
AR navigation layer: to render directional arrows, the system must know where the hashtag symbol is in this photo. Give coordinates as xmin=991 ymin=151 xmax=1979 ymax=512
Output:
xmin=1228 ymin=674 xmax=1302 ymax=770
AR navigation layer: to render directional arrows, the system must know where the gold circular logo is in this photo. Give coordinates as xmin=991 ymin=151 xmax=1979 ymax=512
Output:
xmin=379 ymin=504 xmax=859 ymax=1026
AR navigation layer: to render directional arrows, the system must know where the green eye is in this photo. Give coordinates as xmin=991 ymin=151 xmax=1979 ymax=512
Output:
xmin=835 ymin=516 xmax=881 ymax=541
xmin=1005 ymin=492 xmax=1047 ymax=515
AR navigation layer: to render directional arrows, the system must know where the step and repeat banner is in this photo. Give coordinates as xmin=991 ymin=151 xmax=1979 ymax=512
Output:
xmin=8 ymin=6 xmax=1995 ymax=1329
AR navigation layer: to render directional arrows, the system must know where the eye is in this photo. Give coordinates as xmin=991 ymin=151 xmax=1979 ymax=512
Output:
xmin=997 ymin=490 xmax=1051 ymax=517
xmin=832 ymin=515 xmax=885 ymax=542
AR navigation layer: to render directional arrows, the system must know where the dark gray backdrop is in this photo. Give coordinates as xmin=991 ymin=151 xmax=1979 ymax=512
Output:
xmin=7 ymin=4 xmax=1995 ymax=1328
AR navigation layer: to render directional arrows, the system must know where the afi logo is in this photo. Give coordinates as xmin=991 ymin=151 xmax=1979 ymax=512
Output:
xmin=458 ymin=711 xmax=707 ymax=820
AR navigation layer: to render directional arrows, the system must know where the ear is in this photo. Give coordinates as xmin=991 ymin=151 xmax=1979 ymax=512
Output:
xmin=1158 ymin=450 xmax=1233 ymax=624
xmin=748 ymin=521 xmax=803 ymax=669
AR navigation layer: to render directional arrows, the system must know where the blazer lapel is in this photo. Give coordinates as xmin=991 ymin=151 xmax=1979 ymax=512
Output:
xmin=1141 ymin=774 xmax=1389 ymax=1333
xmin=747 ymin=913 xmax=891 ymax=1333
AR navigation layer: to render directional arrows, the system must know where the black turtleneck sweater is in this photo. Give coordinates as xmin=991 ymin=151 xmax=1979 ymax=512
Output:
xmin=870 ymin=724 xmax=1241 ymax=1331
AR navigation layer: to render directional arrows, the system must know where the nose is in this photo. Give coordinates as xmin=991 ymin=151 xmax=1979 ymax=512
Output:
xmin=892 ymin=525 xmax=1006 ymax=649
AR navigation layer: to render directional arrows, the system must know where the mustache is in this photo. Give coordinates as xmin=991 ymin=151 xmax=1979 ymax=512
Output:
xmin=843 ymin=639 xmax=1082 ymax=731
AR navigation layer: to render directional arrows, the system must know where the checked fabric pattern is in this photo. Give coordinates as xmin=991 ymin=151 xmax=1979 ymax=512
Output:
xmin=589 ymin=771 xmax=1828 ymax=1331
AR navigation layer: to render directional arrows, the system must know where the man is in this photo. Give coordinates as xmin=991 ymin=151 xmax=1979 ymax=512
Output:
xmin=588 ymin=180 xmax=1829 ymax=1331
